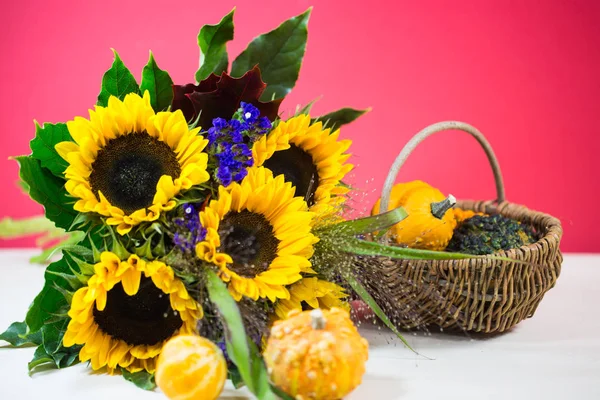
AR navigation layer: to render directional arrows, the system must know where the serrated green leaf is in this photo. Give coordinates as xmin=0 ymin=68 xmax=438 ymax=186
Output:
xmin=345 ymin=273 xmax=415 ymax=352
xmin=195 ymin=8 xmax=235 ymax=82
xmin=0 ymin=321 xmax=41 ymax=347
xmin=312 ymin=107 xmax=370 ymax=131
xmin=41 ymin=317 xmax=70 ymax=355
xmin=59 ymin=349 xmax=80 ymax=368
xmin=60 ymin=244 xmax=93 ymax=258
xmin=51 ymin=281 xmax=75 ymax=302
xmin=122 ymin=369 xmax=156 ymax=390
xmin=28 ymin=342 xmax=79 ymax=374
xmin=26 ymin=256 xmax=77 ymax=332
xmin=15 ymin=156 xmax=77 ymax=231
xmin=231 ymin=8 xmax=311 ymax=100
xmin=28 ymin=345 xmax=55 ymax=373
xmin=98 ymin=50 xmax=140 ymax=107
xmin=318 ymin=207 xmax=407 ymax=237
xmin=140 ymin=52 xmax=174 ymax=112
xmin=30 ymin=122 xmax=72 ymax=177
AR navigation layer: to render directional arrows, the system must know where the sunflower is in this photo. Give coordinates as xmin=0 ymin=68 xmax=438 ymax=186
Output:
xmin=63 ymin=252 xmax=201 ymax=374
xmin=274 ymin=277 xmax=350 ymax=320
xmin=251 ymin=114 xmax=353 ymax=217
xmin=196 ymin=167 xmax=318 ymax=302
xmin=55 ymin=92 xmax=210 ymax=235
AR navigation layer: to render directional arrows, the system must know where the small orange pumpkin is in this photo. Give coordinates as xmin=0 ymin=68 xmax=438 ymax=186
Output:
xmin=372 ymin=180 xmax=457 ymax=250
xmin=264 ymin=308 xmax=369 ymax=400
xmin=453 ymin=208 xmax=485 ymax=223
xmin=155 ymin=335 xmax=227 ymax=400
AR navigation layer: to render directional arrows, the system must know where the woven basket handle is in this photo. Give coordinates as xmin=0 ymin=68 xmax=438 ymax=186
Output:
xmin=379 ymin=121 xmax=505 ymax=213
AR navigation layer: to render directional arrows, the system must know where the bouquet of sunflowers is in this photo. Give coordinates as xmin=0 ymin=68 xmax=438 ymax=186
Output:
xmin=1 ymin=8 xmax=470 ymax=400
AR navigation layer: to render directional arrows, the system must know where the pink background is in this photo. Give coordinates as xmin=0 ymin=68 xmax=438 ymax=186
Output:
xmin=1 ymin=0 xmax=598 ymax=252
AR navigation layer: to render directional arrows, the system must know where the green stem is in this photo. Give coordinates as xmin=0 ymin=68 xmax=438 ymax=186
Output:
xmin=430 ymin=194 xmax=456 ymax=219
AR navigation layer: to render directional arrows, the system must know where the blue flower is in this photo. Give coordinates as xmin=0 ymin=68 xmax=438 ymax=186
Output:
xmin=217 ymin=165 xmax=233 ymax=187
xmin=241 ymin=102 xmax=261 ymax=124
xmin=204 ymin=103 xmax=275 ymax=187
xmin=213 ymin=117 xmax=228 ymax=130
xmin=172 ymin=203 xmax=206 ymax=252
xmin=258 ymin=116 xmax=272 ymax=130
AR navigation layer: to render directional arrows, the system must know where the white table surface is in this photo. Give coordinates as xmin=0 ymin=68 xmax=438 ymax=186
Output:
xmin=0 ymin=250 xmax=598 ymax=399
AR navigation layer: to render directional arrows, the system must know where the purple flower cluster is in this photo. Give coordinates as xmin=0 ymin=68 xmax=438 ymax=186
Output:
xmin=206 ymin=102 xmax=272 ymax=187
xmin=173 ymin=203 xmax=207 ymax=252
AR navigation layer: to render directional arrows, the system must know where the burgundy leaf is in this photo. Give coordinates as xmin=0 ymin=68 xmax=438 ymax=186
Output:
xmin=172 ymin=66 xmax=282 ymax=129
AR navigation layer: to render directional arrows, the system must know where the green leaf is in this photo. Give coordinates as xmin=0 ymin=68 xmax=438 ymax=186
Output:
xmin=206 ymin=270 xmax=279 ymax=399
xmin=345 ymin=273 xmax=415 ymax=352
xmin=270 ymin=384 xmax=296 ymax=400
xmin=318 ymin=207 xmax=407 ymax=237
xmin=27 ymin=341 xmax=79 ymax=374
xmin=122 ymin=369 xmax=156 ymax=390
xmin=60 ymin=244 xmax=93 ymax=259
xmin=248 ymin=340 xmax=278 ymax=400
xmin=195 ymin=8 xmax=235 ymax=82
xmin=59 ymin=350 xmax=80 ymax=368
xmin=28 ymin=344 xmax=55 ymax=373
xmin=0 ymin=215 xmax=61 ymax=239
xmin=30 ymin=122 xmax=72 ymax=177
xmin=295 ymin=97 xmax=321 ymax=116
xmin=140 ymin=52 xmax=174 ymax=112
xmin=26 ymin=256 xmax=79 ymax=333
xmin=41 ymin=318 xmax=70 ymax=355
xmin=228 ymin=365 xmax=245 ymax=389
xmin=231 ymin=8 xmax=311 ymax=100
xmin=97 ymin=50 xmax=140 ymax=107
xmin=341 ymin=238 xmax=472 ymax=260
xmin=0 ymin=321 xmax=41 ymax=347
xmin=29 ymin=231 xmax=86 ymax=264
xmin=312 ymin=107 xmax=370 ymax=131
xmin=15 ymin=156 xmax=77 ymax=231
xmin=205 ymin=270 xmax=255 ymax=393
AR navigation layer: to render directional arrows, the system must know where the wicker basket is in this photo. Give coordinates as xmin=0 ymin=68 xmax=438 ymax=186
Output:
xmin=364 ymin=121 xmax=563 ymax=333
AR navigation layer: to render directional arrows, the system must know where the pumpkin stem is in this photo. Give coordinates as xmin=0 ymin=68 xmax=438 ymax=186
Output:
xmin=310 ymin=309 xmax=327 ymax=330
xmin=430 ymin=194 xmax=457 ymax=219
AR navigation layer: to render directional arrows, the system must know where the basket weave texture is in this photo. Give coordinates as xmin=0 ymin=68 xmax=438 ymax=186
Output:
xmin=368 ymin=121 xmax=563 ymax=333
xmin=364 ymin=201 xmax=562 ymax=333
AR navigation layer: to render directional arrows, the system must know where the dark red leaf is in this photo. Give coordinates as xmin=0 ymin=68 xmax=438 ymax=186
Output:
xmin=171 ymin=66 xmax=282 ymax=129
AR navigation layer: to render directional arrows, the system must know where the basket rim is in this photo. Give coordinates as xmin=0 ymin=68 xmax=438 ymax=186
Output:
xmin=455 ymin=199 xmax=562 ymax=259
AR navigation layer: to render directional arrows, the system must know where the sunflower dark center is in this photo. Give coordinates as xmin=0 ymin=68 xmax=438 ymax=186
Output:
xmin=262 ymin=144 xmax=319 ymax=206
xmin=218 ymin=211 xmax=279 ymax=278
xmin=89 ymin=132 xmax=181 ymax=214
xmin=93 ymin=277 xmax=182 ymax=346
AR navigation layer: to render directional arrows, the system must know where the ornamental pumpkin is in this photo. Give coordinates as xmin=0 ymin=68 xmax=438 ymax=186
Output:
xmin=453 ymin=207 xmax=484 ymax=223
xmin=155 ymin=335 xmax=227 ymax=400
xmin=372 ymin=180 xmax=457 ymax=250
xmin=264 ymin=308 xmax=369 ymax=400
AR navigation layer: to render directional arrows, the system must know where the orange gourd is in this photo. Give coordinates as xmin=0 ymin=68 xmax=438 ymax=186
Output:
xmin=155 ymin=335 xmax=227 ymax=400
xmin=264 ymin=308 xmax=369 ymax=400
xmin=372 ymin=180 xmax=457 ymax=250
xmin=453 ymin=208 xmax=484 ymax=223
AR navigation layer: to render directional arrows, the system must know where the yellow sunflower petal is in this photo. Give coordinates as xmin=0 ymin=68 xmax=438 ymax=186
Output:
xmin=56 ymin=93 xmax=210 ymax=235
xmin=196 ymin=167 xmax=316 ymax=302
xmin=62 ymin=251 xmax=201 ymax=374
